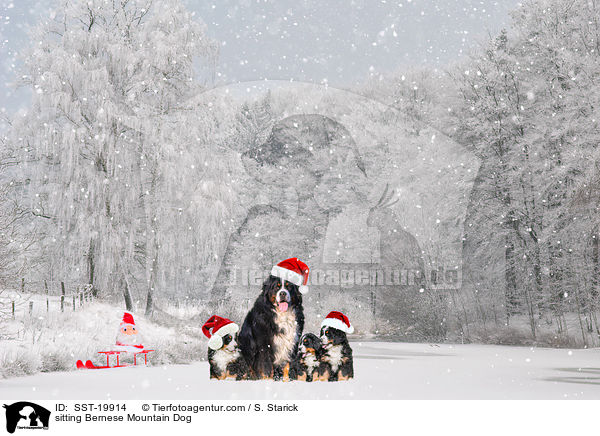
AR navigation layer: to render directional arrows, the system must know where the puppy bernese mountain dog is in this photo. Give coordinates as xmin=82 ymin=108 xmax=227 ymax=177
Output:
xmin=293 ymin=333 xmax=323 ymax=382
xmin=318 ymin=311 xmax=354 ymax=382
xmin=203 ymin=315 xmax=248 ymax=380
xmin=208 ymin=332 xmax=248 ymax=380
xmin=239 ymin=258 xmax=309 ymax=381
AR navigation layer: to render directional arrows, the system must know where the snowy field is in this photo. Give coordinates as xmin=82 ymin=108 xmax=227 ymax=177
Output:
xmin=2 ymin=342 xmax=600 ymax=400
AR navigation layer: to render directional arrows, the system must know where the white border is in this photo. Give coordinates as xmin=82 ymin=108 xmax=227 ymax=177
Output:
xmin=3 ymin=400 xmax=589 ymax=435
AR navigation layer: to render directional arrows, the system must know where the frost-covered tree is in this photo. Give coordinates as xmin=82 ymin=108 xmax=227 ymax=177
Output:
xmin=0 ymin=156 xmax=27 ymax=281
xmin=359 ymin=66 xmax=457 ymax=137
xmin=232 ymin=91 xmax=275 ymax=153
xmin=0 ymin=128 xmax=35 ymax=329
xmin=454 ymin=0 xmax=600 ymax=342
xmin=12 ymin=0 xmax=220 ymax=311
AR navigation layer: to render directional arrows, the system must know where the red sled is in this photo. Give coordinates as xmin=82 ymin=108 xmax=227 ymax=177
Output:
xmin=76 ymin=359 xmax=109 ymax=370
xmin=76 ymin=349 xmax=154 ymax=370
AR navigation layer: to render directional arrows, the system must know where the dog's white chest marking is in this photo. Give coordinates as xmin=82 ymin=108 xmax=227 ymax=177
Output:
xmin=324 ymin=345 xmax=343 ymax=372
xmin=273 ymin=310 xmax=297 ymax=365
xmin=304 ymin=352 xmax=318 ymax=372
xmin=212 ymin=346 xmax=240 ymax=373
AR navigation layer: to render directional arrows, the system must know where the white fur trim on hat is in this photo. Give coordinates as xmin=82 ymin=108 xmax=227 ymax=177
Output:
xmin=298 ymin=285 xmax=309 ymax=295
xmin=321 ymin=317 xmax=354 ymax=334
xmin=271 ymin=265 xmax=303 ymax=287
xmin=207 ymin=322 xmax=239 ymax=350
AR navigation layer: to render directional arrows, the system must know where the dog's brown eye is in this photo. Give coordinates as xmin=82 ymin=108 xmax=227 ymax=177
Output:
xmin=326 ymin=329 xmax=330 ymax=335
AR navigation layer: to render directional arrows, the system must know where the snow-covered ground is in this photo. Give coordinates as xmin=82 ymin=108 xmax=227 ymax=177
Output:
xmin=2 ymin=342 xmax=600 ymax=400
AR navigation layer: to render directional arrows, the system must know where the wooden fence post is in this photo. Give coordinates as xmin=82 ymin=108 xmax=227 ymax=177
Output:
xmin=61 ymin=282 xmax=65 ymax=312
xmin=12 ymin=301 xmax=15 ymax=319
xmin=45 ymin=280 xmax=49 ymax=312
xmin=72 ymin=295 xmax=76 ymax=311
xmin=80 ymin=293 xmax=83 ymax=307
xmin=29 ymin=301 xmax=33 ymax=316
xmin=370 ymin=290 xmax=376 ymax=316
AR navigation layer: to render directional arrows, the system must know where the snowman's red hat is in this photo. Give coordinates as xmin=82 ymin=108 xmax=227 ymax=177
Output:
xmin=271 ymin=258 xmax=310 ymax=294
xmin=321 ymin=311 xmax=354 ymax=334
xmin=120 ymin=311 xmax=135 ymax=326
xmin=202 ymin=315 xmax=239 ymax=350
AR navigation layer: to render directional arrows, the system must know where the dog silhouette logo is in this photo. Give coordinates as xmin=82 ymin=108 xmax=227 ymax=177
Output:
xmin=3 ymin=402 xmax=50 ymax=433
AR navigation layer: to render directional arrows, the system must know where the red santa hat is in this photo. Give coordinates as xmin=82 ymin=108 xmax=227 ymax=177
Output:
xmin=321 ymin=311 xmax=354 ymax=334
xmin=202 ymin=315 xmax=239 ymax=350
xmin=120 ymin=311 xmax=135 ymax=326
xmin=270 ymin=258 xmax=310 ymax=294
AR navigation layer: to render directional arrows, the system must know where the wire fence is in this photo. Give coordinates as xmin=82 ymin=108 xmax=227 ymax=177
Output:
xmin=0 ymin=279 xmax=96 ymax=320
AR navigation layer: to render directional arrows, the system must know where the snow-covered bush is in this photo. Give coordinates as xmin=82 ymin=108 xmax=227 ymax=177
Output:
xmin=38 ymin=344 xmax=75 ymax=373
xmin=0 ymin=346 xmax=40 ymax=378
xmin=149 ymin=338 xmax=206 ymax=366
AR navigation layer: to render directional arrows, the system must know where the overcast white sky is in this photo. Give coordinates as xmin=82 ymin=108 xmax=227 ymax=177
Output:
xmin=0 ymin=0 xmax=520 ymax=119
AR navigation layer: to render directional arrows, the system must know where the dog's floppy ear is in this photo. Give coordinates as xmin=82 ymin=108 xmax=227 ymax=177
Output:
xmin=260 ymin=277 xmax=270 ymax=302
xmin=286 ymin=280 xmax=302 ymax=304
xmin=261 ymin=275 xmax=278 ymax=301
xmin=261 ymin=276 xmax=272 ymax=292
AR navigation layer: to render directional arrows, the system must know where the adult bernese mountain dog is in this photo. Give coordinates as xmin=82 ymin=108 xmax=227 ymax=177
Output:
xmin=293 ymin=333 xmax=323 ymax=382
xmin=238 ymin=258 xmax=309 ymax=380
xmin=238 ymin=274 xmax=305 ymax=380
xmin=319 ymin=311 xmax=354 ymax=381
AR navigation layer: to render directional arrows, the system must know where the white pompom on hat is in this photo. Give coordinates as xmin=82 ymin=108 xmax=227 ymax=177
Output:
xmin=202 ymin=315 xmax=239 ymax=350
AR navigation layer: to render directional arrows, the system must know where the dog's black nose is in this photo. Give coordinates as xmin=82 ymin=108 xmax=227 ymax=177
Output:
xmin=277 ymin=288 xmax=290 ymax=301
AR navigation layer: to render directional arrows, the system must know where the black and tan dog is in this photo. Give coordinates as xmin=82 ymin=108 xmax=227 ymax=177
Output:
xmin=238 ymin=258 xmax=309 ymax=380
xmin=319 ymin=311 xmax=354 ymax=382
xmin=203 ymin=315 xmax=248 ymax=380
xmin=292 ymin=333 xmax=323 ymax=382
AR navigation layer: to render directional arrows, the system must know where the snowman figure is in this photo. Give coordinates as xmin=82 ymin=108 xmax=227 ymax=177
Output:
xmin=115 ymin=311 xmax=145 ymax=352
